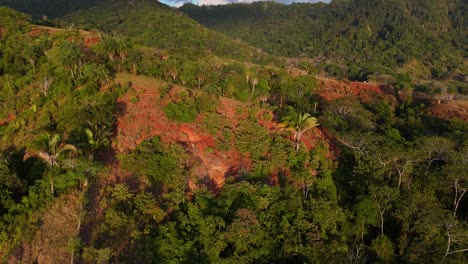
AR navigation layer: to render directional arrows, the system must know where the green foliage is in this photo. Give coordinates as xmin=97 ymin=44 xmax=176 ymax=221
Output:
xmin=280 ymin=109 xmax=319 ymax=151
xmin=227 ymin=74 xmax=250 ymax=102
xmin=164 ymin=99 xmax=198 ymax=123
xmin=235 ymin=119 xmax=270 ymax=161
xmin=119 ymin=137 xmax=188 ymax=188
xmin=0 ymin=6 xmax=30 ymax=28
xmin=371 ymin=234 xmax=395 ymax=261
xmin=81 ymin=247 xmax=112 ymax=264
xmin=46 ymin=39 xmax=83 ymax=77
xmin=0 ymin=179 xmax=51 ymax=259
xmin=195 ymin=93 xmax=217 ymax=113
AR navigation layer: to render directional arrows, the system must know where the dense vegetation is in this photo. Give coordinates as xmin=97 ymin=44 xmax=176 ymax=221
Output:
xmin=181 ymin=0 xmax=467 ymax=82
xmin=0 ymin=2 xmax=466 ymax=264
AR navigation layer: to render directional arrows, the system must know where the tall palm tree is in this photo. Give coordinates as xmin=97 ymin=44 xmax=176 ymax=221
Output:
xmin=23 ymin=134 xmax=77 ymax=195
xmin=280 ymin=111 xmax=319 ymax=151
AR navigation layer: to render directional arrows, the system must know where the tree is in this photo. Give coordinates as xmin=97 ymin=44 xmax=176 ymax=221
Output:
xmin=441 ymin=219 xmax=468 ymax=263
xmin=370 ymin=185 xmax=398 ymax=235
xmin=164 ymin=59 xmax=180 ymax=83
xmin=98 ymin=36 xmax=119 ymax=62
xmin=72 ymin=121 xmax=112 ymax=160
xmin=47 ymin=40 xmax=83 ymax=78
xmin=254 ymin=78 xmax=270 ymax=103
xmin=417 ymin=136 xmax=455 ymax=176
xmin=194 ymin=61 xmax=209 ymax=89
xmin=21 ymin=38 xmax=41 ymax=71
xmin=444 ymin=147 xmax=468 ymax=217
xmin=250 ymin=78 xmax=258 ymax=100
xmin=280 ymin=111 xmax=319 ymax=151
xmin=23 ymin=134 xmax=77 ymax=194
xmin=371 ymin=234 xmax=395 ymax=262
xmin=116 ymin=36 xmax=133 ymax=62
xmin=37 ymin=63 xmax=54 ymax=97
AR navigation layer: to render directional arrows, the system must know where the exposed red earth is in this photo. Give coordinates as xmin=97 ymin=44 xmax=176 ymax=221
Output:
xmin=110 ymin=74 xmax=331 ymax=190
xmin=113 ymin=75 xmax=249 ymax=189
xmin=429 ymin=100 xmax=468 ymax=122
xmin=28 ymin=26 xmax=101 ymax=47
xmin=103 ymin=73 xmax=467 ymax=194
xmin=0 ymin=114 xmax=15 ymax=126
xmin=316 ymin=78 xmax=387 ymax=101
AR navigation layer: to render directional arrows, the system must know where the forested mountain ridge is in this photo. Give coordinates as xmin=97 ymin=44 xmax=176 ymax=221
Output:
xmin=0 ymin=0 xmax=268 ymax=62
xmin=62 ymin=1 xmax=253 ymax=58
xmin=0 ymin=2 xmax=467 ymax=264
xmin=181 ymin=0 xmax=467 ymax=82
xmin=0 ymin=0 xmax=98 ymax=19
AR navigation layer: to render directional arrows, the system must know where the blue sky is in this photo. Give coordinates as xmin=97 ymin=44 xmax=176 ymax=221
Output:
xmin=160 ymin=0 xmax=331 ymax=8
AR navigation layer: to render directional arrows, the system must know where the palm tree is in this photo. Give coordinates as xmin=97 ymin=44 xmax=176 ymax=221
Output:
xmin=23 ymin=134 xmax=77 ymax=195
xmin=250 ymin=78 xmax=258 ymax=100
xmin=280 ymin=111 xmax=319 ymax=151
xmin=73 ymin=121 xmax=112 ymax=160
xmin=99 ymin=36 xmax=119 ymax=62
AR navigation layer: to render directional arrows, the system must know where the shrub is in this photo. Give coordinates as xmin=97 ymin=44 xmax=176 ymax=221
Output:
xmin=164 ymin=99 xmax=198 ymax=123
xmin=235 ymin=120 xmax=270 ymax=160
xmin=202 ymin=112 xmax=230 ymax=136
xmin=195 ymin=93 xmax=217 ymax=113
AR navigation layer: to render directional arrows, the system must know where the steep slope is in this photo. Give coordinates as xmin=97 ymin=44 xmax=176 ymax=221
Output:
xmin=112 ymin=73 xmax=330 ymax=187
xmin=181 ymin=0 xmax=467 ymax=80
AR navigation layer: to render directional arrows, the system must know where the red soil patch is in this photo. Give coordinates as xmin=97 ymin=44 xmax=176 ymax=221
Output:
xmin=113 ymin=75 xmax=250 ymax=188
xmin=217 ymin=97 xmax=249 ymax=127
xmin=256 ymin=108 xmax=277 ymax=131
xmin=27 ymin=26 xmax=100 ymax=47
xmin=83 ymin=35 xmax=101 ymax=47
xmin=317 ymin=79 xmax=386 ymax=102
xmin=428 ymin=100 xmax=468 ymax=122
xmin=111 ymin=74 xmax=338 ymax=190
xmin=0 ymin=114 xmax=15 ymax=126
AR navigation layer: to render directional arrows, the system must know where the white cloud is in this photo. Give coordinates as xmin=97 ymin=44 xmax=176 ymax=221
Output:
xmin=198 ymin=0 xmax=231 ymax=5
xmin=161 ymin=0 xmax=331 ymax=8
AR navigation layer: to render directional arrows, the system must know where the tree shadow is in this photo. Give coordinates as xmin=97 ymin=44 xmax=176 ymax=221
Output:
xmin=197 ymin=175 xmax=220 ymax=194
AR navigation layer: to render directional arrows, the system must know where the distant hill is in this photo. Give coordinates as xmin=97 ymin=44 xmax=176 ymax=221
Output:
xmin=0 ymin=0 xmax=97 ymax=19
xmin=180 ymin=0 xmax=467 ymax=81
xmin=0 ymin=0 xmax=266 ymax=62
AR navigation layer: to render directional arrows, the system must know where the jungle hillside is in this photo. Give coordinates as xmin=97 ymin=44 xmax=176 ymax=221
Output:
xmin=0 ymin=0 xmax=467 ymax=263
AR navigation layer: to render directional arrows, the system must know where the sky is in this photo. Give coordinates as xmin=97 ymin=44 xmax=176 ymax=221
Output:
xmin=160 ymin=0 xmax=332 ymax=8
